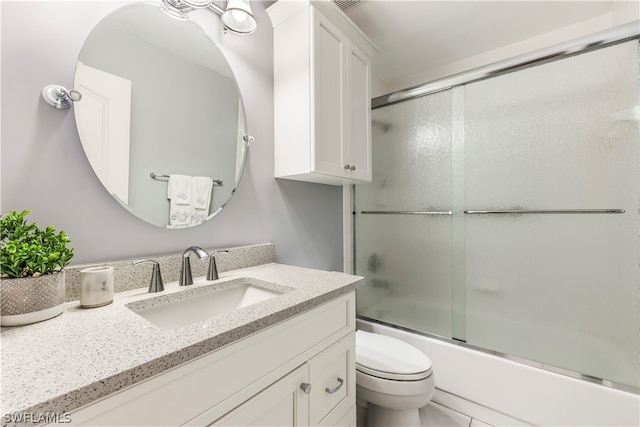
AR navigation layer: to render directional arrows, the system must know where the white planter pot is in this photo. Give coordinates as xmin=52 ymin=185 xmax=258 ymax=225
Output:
xmin=0 ymin=271 xmax=66 ymax=326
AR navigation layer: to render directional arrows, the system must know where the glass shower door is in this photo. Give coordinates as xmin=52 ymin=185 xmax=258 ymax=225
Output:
xmin=462 ymin=40 xmax=639 ymax=386
xmin=354 ymin=90 xmax=454 ymax=338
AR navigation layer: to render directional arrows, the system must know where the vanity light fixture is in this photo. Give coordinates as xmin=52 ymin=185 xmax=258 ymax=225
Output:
xmin=162 ymin=0 xmax=257 ymax=35
xmin=219 ymin=0 xmax=257 ymax=35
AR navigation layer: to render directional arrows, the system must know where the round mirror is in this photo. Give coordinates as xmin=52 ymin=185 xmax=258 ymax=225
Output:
xmin=74 ymin=2 xmax=251 ymax=228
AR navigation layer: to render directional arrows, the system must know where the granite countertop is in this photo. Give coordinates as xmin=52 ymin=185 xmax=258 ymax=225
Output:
xmin=0 ymin=262 xmax=363 ymax=420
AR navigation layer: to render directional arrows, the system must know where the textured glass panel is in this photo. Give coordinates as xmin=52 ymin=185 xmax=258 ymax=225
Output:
xmin=357 ymin=91 xmax=452 ymax=211
xmin=355 ymin=91 xmax=453 ymax=338
xmin=465 ymin=214 xmax=638 ymax=385
xmin=355 ymin=214 xmax=452 ymax=338
xmin=464 ymin=41 xmax=639 ymax=386
xmin=464 ymin=42 xmax=638 ymax=210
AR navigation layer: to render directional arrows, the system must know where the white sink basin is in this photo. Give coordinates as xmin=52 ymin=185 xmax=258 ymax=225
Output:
xmin=126 ymin=278 xmax=290 ymax=330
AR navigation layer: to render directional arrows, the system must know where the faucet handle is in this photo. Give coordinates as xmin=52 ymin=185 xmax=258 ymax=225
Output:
xmin=133 ymin=259 xmax=165 ymax=293
xmin=207 ymin=250 xmax=229 ymax=281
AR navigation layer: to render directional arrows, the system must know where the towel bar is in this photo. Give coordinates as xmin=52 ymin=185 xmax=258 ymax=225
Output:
xmin=149 ymin=172 xmax=223 ymax=186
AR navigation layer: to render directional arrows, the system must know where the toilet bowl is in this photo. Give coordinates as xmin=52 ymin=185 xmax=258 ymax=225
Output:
xmin=355 ymin=330 xmax=434 ymax=427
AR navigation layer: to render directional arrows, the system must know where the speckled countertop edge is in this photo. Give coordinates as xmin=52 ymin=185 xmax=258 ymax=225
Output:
xmin=0 ymin=262 xmax=363 ymax=420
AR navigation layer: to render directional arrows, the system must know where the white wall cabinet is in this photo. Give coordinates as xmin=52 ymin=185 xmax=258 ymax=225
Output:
xmin=60 ymin=293 xmax=356 ymax=427
xmin=268 ymin=0 xmax=377 ymax=185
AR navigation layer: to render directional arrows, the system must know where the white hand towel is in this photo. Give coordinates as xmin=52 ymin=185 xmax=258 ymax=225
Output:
xmin=191 ymin=176 xmax=213 ymax=225
xmin=168 ymin=175 xmax=193 ymax=226
xmin=167 ymin=175 xmax=192 ymax=205
xmin=192 ymin=176 xmax=213 ymax=211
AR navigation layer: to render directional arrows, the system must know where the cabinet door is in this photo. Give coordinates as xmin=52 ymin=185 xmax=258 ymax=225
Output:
xmin=345 ymin=44 xmax=371 ymax=181
xmin=313 ymin=8 xmax=348 ymax=178
xmin=210 ymin=364 xmax=310 ymax=426
xmin=309 ymin=334 xmax=356 ymax=426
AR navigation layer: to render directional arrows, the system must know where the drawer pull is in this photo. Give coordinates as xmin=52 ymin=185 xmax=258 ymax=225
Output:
xmin=325 ymin=377 xmax=344 ymax=394
xmin=300 ymin=382 xmax=312 ymax=394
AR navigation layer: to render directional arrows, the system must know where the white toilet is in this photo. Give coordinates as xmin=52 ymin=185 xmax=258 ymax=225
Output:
xmin=355 ymin=330 xmax=435 ymax=427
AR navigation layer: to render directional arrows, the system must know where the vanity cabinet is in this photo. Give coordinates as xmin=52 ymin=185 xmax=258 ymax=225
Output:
xmin=61 ymin=293 xmax=356 ymax=427
xmin=268 ymin=0 xmax=377 ymax=185
xmin=214 ymin=335 xmax=355 ymax=427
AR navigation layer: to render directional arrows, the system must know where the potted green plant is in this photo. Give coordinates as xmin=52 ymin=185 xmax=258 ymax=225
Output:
xmin=0 ymin=210 xmax=74 ymax=326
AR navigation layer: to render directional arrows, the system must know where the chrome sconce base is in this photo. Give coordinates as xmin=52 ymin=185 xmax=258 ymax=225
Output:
xmin=41 ymin=85 xmax=82 ymax=110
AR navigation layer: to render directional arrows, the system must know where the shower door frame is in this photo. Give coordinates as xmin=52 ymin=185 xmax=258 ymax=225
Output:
xmin=343 ymin=21 xmax=640 ymax=394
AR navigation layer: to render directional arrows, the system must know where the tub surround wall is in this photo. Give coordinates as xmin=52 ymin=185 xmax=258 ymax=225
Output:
xmin=0 ymin=0 xmax=343 ymax=272
xmin=64 ymin=243 xmax=276 ymax=302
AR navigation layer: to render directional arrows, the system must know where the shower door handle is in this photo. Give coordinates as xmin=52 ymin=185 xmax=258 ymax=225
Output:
xmin=360 ymin=211 xmax=452 ymax=215
xmin=464 ymin=209 xmax=625 ymax=214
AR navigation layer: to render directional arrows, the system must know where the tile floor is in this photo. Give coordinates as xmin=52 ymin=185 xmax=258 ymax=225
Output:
xmin=420 ymin=402 xmax=492 ymax=427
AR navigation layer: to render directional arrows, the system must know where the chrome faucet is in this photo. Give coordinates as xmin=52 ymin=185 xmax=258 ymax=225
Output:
xmin=207 ymin=250 xmax=229 ymax=281
xmin=180 ymin=246 xmax=208 ymax=286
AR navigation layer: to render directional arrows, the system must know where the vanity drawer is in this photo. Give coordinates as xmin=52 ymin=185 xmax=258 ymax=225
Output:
xmin=309 ymin=332 xmax=355 ymax=426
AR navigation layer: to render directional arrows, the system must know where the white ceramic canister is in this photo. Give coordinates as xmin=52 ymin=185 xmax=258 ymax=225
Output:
xmin=80 ymin=266 xmax=114 ymax=308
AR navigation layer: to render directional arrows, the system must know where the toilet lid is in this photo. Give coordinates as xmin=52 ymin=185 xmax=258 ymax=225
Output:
xmin=355 ymin=330 xmax=432 ymax=379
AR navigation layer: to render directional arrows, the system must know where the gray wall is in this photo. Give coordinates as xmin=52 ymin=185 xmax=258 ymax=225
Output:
xmin=1 ymin=0 xmax=344 ymax=271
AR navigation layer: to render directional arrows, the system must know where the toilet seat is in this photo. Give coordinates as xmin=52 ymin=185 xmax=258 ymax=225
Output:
xmin=356 ymin=330 xmax=432 ymax=381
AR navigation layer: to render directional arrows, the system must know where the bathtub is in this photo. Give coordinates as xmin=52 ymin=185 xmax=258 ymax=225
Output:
xmin=357 ymin=318 xmax=640 ymax=426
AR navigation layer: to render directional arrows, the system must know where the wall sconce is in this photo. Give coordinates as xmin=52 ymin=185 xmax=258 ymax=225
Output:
xmin=41 ymin=85 xmax=82 ymax=110
xmin=162 ymin=0 xmax=257 ymax=35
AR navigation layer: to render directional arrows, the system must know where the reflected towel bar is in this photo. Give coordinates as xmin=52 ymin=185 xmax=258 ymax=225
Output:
xmin=360 ymin=210 xmax=453 ymax=215
xmin=149 ymin=172 xmax=223 ymax=186
xmin=464 ymin=209 xmax=625 ymax=214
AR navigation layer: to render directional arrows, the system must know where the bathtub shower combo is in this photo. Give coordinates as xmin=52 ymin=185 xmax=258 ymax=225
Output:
xmin=353 ymin=37 xmax=640 ymax=424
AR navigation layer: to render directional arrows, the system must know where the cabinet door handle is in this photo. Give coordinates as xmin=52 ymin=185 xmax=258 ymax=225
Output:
xmin=300 ymin=382 xmax=312 ymax=394
xmin=325 ymin=377 xmax=344 ymax=394
xmin=344 ymin=164 xmax=351 ymax=170
xmin=349 ymin=165 xmax=356 ymax=171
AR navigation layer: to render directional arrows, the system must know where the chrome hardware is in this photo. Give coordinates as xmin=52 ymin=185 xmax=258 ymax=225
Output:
xmin=325 ymin=378 xmax=344 ymax=394
xmin=133 ymin=260 xmax=165 ymax=293
xmin=179 ymin=246 xmax=208 ymax=286
xmin=360 ymin=210 xmax=452 ymax=215
xmin=207 ymin=250 xmax=229 ymax=281
xmin=41 ymin=84 xmax=82 ymax=110
xmin=150 ymin=172 xmax=223 ymax=186
xmin=300 ymin=383 xmax=312 ymax=394
xmin=243 ymin=134 xmax=254 ymax=146
xmin=464 ymin=209 xmax=625 ymax=215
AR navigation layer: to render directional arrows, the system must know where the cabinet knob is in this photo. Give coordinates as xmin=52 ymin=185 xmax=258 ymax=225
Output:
xmin=300 ymin=383 xmax=312 ymax=394
xmin=350 ymin=165 xmax=356 ymax=171
xmin=344 ymin=164 xmax=351 ymax=170
xmin=325 ymin=377 xmax=344 ymax=394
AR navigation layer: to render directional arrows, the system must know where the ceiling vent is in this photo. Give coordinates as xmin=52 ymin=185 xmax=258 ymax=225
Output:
xmin=333 ymin=0 xmax=367 ymax=13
